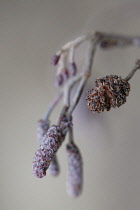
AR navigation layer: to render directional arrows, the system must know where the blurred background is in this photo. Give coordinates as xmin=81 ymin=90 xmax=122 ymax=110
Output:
xmin=1 ymin=0 xmax=140 ymax=209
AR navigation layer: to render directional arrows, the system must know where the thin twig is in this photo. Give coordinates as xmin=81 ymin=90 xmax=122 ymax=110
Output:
xmin=68 ymin=126 xmax=74 ymax=144
xmin=67 ymin=38 xmax=98 ymax=116
xmin=56 ymin=105 xmax=69 ymax=126
xmin=125 ymin=59 xmax=140 ymax=81
xmin=43 ymin=92 xmax=63 ymax=121
xmin=57 ymin=32 xmax=140 ymax=56
xmin=56 ymin=74 xmax=82 ymax=125
xmin=63 ymin=73 xmax=83 ymax=107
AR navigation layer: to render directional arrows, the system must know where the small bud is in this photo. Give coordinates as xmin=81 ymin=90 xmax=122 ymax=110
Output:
xmin=100 ymin=40 xmax=118 ymax=49
xmin=68 ymin=62 xmax=77 ymax=76
xmin=55 ymin=74 xmax=64 ymax=87
xmin=66 ymin=143 xmax=83 ymax=198
xmin=62 ymin=69 xmax=69 ymax=80
xmin=51 ymin=54 xmax=60 ymax=66
xmin=33 ymin=125 xmax=63 ymax=178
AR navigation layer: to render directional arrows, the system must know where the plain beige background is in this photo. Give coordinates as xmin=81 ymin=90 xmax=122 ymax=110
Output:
xmin=1 ymin=0 xmax=140 ymax=210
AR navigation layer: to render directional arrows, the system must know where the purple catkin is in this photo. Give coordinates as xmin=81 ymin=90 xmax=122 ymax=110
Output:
xmin=66 ymin=142 xmax=83 ymax=198
xmin=33 ymin=119 xmax=70 ymax=178
xmin=37 ymin=119 xmax=60 ymax=176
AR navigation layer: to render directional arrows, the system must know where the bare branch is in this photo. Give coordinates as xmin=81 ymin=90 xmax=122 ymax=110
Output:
xmin=125 ymin=59 xmax=140 ymax=81
xmin=67 ymin=38 xmax=98 ymax=116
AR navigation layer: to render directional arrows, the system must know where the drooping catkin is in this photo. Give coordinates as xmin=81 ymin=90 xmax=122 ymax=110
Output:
xmin=37 ymin=119 xmax=60 ymax=176
xmin=33 ymin=125 xmax=63 ymax=178
xmin=86 ymin=75 xmax=130 ymax=113
xmin=66 ymin=142 xmax=83 ymax=198
xmin=33 ymin=118 xmax=70 ymax=178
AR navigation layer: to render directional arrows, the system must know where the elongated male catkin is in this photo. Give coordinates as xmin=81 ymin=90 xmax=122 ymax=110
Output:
xmin=37 ymin=119 xmax=60 ymax=176
xmin=66 ymin=142 xmax=83 ymax=197
xmin=33 ymin=118 xmax=70 ymax=178
xmin=33 ymin=125 xmax=63 ymax=178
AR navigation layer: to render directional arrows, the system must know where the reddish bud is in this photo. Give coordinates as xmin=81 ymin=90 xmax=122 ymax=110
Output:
xmin=100 ymin=40 xmax=118 ymax=49
xmin=62 ymin=69 xmax=69 ymax=80
xmin=68 ymin=62 xmax=77 ymax=76
xmin=51 ymin=54 xmax=60 ymax=66
xmin=55 ymin=74 xmax=64 ymax=87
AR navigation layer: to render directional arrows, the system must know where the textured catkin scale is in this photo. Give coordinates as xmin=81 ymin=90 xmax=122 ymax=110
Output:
xmin=66 ymin=143 xmax=83 ymax=198
xmin=47 ymin=155 xmax=60 ymax=176
xmin=86 ymin=75 xmax=131 ymax=113
xmin=33 ymin=125 xmax=63 ymax=178
xmin=33 ymin=118 xmax=71 ymax=178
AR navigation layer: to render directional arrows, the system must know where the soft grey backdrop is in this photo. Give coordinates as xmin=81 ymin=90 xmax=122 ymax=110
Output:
xmin=1 ymin=0 xmax=140 ymax=210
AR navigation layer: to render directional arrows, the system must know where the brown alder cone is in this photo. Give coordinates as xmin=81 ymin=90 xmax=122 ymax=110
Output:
xmin=86 ymin=75 xmax=130 ymax=113
xmin=66 ymin=142 xmax=83 ymax=198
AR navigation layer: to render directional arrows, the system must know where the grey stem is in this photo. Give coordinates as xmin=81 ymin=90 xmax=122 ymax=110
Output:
xmin=43 ymin=92 xmax=63 ymax=121
xmin=125 ymin=60 xmax=140 ymax=81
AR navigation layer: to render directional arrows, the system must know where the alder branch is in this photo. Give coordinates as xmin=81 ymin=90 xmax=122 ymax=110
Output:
xmin=50 ymin=31 xmax=140 ymax=123
xmin=33 ymin=31 xmax=140 ymax=198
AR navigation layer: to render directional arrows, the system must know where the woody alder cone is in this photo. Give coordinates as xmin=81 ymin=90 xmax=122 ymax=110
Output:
xmin=66 ymin=142 xmax=83 ymax=197
xmin=86 ymin=75 xmax=130 ymax=113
